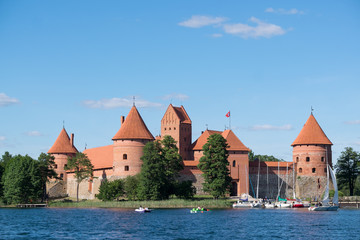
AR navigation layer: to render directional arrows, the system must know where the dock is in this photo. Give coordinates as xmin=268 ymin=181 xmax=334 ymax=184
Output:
xmin=16 ymin=204 xmax=47 ymax=208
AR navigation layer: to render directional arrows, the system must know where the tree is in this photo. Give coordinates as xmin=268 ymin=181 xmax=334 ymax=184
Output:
xmin=3 ymin=155 xmax=42 ymax=204
xmin=161 ymin=135 xmax=183 ymax=196
xmin=335 ymin=147 xmax=360 ymax=196
xmin=0 ymin=151 xmax=13 ymax=199
xmin=248 ymin=150 xmax=284 ymax=162
xmin=124 ymin=175 xmax=140 ymax=200
xmin=37 ymin=153 xmax=58 ymax=202
xmin=174 ymin=180 xmax=196 ymax=199
xmin=96 ymin=179 xmax=125 ymax=201
xmin=65 ymin=152 xmax=94 ymax=202
xmin=138 ymin=141 xmax=167 ymax=200
xmin=198 ymin=133 xmax=232 ymax=199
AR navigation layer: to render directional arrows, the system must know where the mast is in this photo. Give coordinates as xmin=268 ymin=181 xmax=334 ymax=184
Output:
xmin=256 ymin=157 xmax=261 ymax=199
xmin=293 ymin=162 xmax=296 ymax=199
xmin=267 ymin=163 xmax=269 ymax=198
xmin=286 ymin=162 xmax=289 ymax=199
xmin=277 ymin=161 xmax=280 ymax=200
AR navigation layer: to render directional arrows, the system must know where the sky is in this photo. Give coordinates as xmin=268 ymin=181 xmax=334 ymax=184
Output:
xmin=1 ymin=0 xmax=359 ymax=164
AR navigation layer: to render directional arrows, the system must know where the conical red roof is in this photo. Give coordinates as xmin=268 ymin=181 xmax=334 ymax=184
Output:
xmin=112 ymin=106 xmax=154 ymax=140
xmin=291 ymin=114 xmax=332 ymax=146
xmin=48 ymin=128 xmax=78 ymax=154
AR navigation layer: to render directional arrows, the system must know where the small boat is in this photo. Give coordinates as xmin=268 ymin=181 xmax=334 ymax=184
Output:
xmin=309 ymin=164 xmax=339 ymax=211
xmin=190 ymin=208 xmax=209 ymax=213
xmin=263 ymin=201 xmax=276 ymax=208
xmin=276 ymin=202 xmax=292 ymax=208
xmin=135 ymin=207 xmax=151 ymax=213
xmin=232 ymin=200 xmax=252 ymax=208
xmin=251 ymin=201 xmax=262 ymax=208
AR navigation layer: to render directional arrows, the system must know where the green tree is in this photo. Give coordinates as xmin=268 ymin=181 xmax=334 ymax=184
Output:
xmin=174 ymin=180 xmax=196 ymax=199
xmin=96 ymin=179 xmax=124 ymax=201
xmin=138 ymin=141 xmax=167 ymax=200
xmin=124 ymin=175 xmax=140 ymax=200
xmin=3 ymin=155 xmax=42 ymax=204
xmin=335 ymin=147 xmax=360 ymax=196
xmin=161 ymin=135 xmax=183 ymax=196
xmin=37 ymin=153 xmax=58 ymax=202
xmin=198 ymin=133 xmax=232 ymax=199
xmin=248 ymin=150 xmax=284 ymax=162
xmin=65 ymin=152 xmax=94 ymax=202
xmin=0 ymin=151 xmax=13 ymax=199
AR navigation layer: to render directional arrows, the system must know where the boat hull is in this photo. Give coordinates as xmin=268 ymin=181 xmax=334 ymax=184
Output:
xmin=308 ymin=205 xmax=339 ymax=211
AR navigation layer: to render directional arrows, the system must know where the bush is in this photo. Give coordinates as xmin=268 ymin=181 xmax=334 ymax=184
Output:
xmin=174 ymin=181 xmax=196 ymax=199
xmin=96 ymin=179 xmax=124 ymax=201
xmin=124 ymin=175 xmax=140 ymax=200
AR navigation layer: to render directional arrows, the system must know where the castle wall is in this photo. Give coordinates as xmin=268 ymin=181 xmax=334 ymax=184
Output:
xmin=52 ymin=153 xmax=75 ymax=181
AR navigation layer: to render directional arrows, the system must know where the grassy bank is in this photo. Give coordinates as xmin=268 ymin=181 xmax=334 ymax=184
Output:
xmin=49 ymin=197 xmax=234 ymax=209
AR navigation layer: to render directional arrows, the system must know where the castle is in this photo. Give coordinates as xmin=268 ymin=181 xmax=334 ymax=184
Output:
xmin=47 ymin=104 xmax=333 ymax=200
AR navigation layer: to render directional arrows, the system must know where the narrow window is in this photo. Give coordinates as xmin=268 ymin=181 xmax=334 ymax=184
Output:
xmin=169 ymin=127 xmax=171 ymax=130
xmin=324 ymin=168 xmax=327 ymax=173
xmin=123 ymin=154 xmax=127 ymax=160
xmin=54 ymin=164 xmax=58 ymax=169
xmin=299 ymin=168 xmax=302 ymax=173
xmin=64 ymin=164 xmax=67 ymax=168
xmin=174 ymin=127 xmax=176 ymax=130
xmin=124 ymin=166 xmax=129 ymax=171
xmin=306 ymin=157 xmax=310 ymax=162
xmin=164 ymin=128 xmax=166 ymax=130
xmin=60 ymin=173 xmax=64 ymax=179
xmin=184 ymin=137 xmax=187 ymax=142
xmin=321 ymin=157 xmax=324 ymax=162
xmin=232 ymin=160 xmax=236 ymax=167
xmin=296 ymin=157 xmax=299 ymax=162
xmin=312 ymin=168 xmax=316 ymax=173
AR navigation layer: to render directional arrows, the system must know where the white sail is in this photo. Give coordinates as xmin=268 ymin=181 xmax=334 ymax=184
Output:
xmin=329 ymin=166 xmax=339 ymax=205
xmin=322 ymin=164 xmax=330 ymax=205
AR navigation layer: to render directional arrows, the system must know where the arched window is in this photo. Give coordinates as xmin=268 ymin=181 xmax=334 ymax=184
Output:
xmin=124 ymin=166 xmax=129 ymax=171
xmin=312 ymin=168 xmax=316 ymax=173
xmin=321 ymin=157 xmax=324 ymax=162
xmin=123 ymin=154 xmax=127 ymax=160
xmin=232 ymin=160 xmax=236 ymax=167
xmin=296 ymin=157 xmax=299 ymax=162
xmin=299 ymin=168 xmax=302 ymax=173
xmin=306 ymin=157 xmax=310 ymax=162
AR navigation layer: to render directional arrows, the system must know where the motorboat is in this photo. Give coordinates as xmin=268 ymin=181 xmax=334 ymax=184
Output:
xmin=232 ymin=200 xmax=252 ymax=208
xmin=135 ymin=207 xmax=151 ymax=213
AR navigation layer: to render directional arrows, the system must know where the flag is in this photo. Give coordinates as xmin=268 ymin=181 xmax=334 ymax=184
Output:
xmin=225 ymin=111 xmax=230 ymax=118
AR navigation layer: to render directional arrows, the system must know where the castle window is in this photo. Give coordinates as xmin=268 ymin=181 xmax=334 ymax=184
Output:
xmin=54 ymin=164 xmax=58 ymax=169
xmin=299 ymin=168 xmax=302 ymax=173
xmin=60 ymin=173 xmax=64 ymax=179
xmin=321 ymin=157 xmax=324 ymax=162
xmin=232 ymin=160 xmax=236 ymax=167
xmin=184 ymin=137 xmax=187 ymax=142
xmin=306 ymin=157 xmax=310 ymax=162
xmin=169 ymin=127 xmax=171 ymax=130
xmin=123 ymin=154 xmax=127 ymax=160
xmin=324 ymin=168 xmax=327 ymax=173
xmin=174 ymin=127 xmax=176 ymax=130
xmin=312 ymin=168 xmax=316 ymax=173
xmin=164 ymin=128 xmax=166 ymax=130
xmin=124 ymin=166 xmax=129 ymax=171
xmin=64 ymin=164 xmax=67 ymax=168
xmin=296 ymin=157 xmax=299 ymax=162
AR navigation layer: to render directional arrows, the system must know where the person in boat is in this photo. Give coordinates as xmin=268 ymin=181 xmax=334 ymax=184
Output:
xmin=139 ymin=205 xmax=143 ymax=210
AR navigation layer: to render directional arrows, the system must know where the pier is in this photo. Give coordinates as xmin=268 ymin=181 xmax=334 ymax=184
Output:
xmin=16 ymin=204 xmax=47 ymax=208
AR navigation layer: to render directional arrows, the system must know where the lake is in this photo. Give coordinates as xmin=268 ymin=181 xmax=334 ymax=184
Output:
xmin=0 ymin=208 xmax=359 ymax=239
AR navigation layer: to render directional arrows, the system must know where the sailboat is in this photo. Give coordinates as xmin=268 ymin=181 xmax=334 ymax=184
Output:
xmin=233 ymin=165 xmax=253 ymax=208
xmin=308 ymin=164 xmax=339 ymax=211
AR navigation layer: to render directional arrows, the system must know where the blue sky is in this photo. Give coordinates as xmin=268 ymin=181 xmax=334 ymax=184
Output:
xmin=1 ymin=0 xmax=359 ymax=163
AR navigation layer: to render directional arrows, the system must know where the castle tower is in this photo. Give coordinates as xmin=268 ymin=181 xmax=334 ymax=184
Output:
xmin=112 ymin=106 xmax=154 ymax=177
xmin=161 ymin=104 xmax=192 ymax=160
xmin=48 ymin=128 xmax=78 ymax=181
xmin=292 ymin=113 xmax=333 ymax=198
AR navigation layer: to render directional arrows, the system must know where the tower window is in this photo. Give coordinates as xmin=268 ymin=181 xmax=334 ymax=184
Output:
xmin=169 ymin=127 xmax=171 ymax=130
xmin=123 ymin=154 xmax=127 ymax=160
xmin=296 ymin=157 xmax=299 ymax=162
xmin=312 ymin=168 xmax=316 ymax=173
xmin=60 ymin=173 xmax=64 ymax=179
xmin=306 ymin=157 xmax=310 ymax=162
xmin=299 ymin=168 xmax=302 ymax=173
xmin=174 ymin=127 xmax=176 ymax=130
xmin=124 ymin=166 xmax=129 ymax=171
xmin=64 ymin=164 xmax=67 ymax=168
xmin=324 ymin=168 xmax=327 ymax=173
xmin=321 ymin=157 xmax=324 ymax=162
xmin=164 ymin=128 xmax=166 ymax=130
xmin=232 ymin=160 xmax=236 ymax=167
xmin=54 ymin=164 xmax=58 ymax=169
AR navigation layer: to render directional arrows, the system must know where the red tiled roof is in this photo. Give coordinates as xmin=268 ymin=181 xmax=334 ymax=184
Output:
xmin=48 ymin=128 xmax=78 ymax=154
xmin=83 ymin=145 xmax=113 ymax=169
xmin=291 ymin=114 xmax=332 ymax=146
xmin=191 ymin=129 xmax=250 ymax=152
xmin=112 ymin=106 xmax=154 ymax=140
xmin=173 ymin=105 xmax=191 ymax=124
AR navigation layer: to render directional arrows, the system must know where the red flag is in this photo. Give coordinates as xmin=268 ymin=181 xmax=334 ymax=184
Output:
xmin=225 ymin=111 xmax=230 ymax=118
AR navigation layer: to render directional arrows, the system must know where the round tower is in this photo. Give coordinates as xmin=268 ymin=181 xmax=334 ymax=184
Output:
xmin=292 ymin=113 xmax=333 ymax=198
xmin=112 ymin=106 xmax=154 ymax=177
xmin=48 ymin=128 xmax=78 ymax=181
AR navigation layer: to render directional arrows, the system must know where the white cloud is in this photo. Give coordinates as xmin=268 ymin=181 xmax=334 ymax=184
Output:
xmin=25 ymin=131 xmax=43 ymax=136
xmin=0 ymin=93 xmax=20 ymax=107
xmin=0 ymin=136 xmax=5 ymax=141
xmin=223 ymin=17 xmax=286 ymax=38
xmin=251 ymin=124 xmax=293 ymax=131
xmin=178 ymin=15 xmax=227 ymax=28
xmin=345 ymin=120 xmax=360 ymax=125
xmin=83 ymin=97 xmax=162 ymax=109
xmin=211 ymin=33 xmax=223 ymax=38
xmin=162 ymin=93 xmax=189 ymax=101
xmin=355 ymin=141 xmax=360 ymax=146
xmin=265 ymin=8 xmax=304 ymax=15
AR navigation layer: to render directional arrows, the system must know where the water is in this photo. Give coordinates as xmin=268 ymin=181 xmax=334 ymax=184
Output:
xmin=0 ymin=208 xmax=359 ymax=239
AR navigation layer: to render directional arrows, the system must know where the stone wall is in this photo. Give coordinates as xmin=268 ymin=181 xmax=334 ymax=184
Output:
xmin=47 ymin=180 xmax=67 ymax=198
